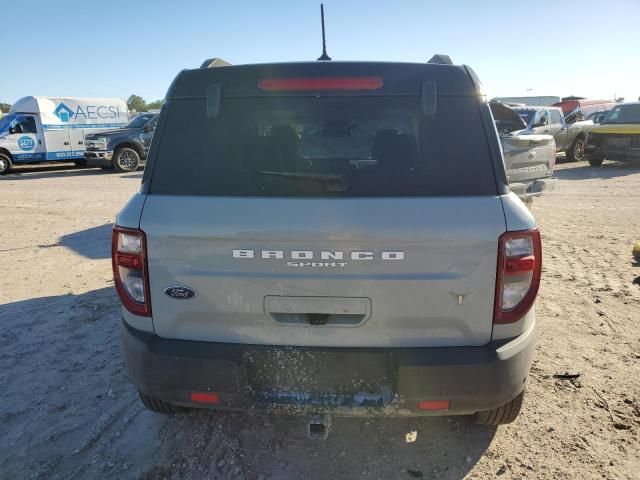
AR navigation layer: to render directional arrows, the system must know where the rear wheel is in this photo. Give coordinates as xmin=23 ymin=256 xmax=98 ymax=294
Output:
xmin=139 ymin=392 xmax=183 ymax=414
xmin=112 ymin=147 xmax=140 ymax=172
xmin=475 ymin=391 xmax=524 ymax=425
xmin=0 ymin=153 xmax=12 ymax=175
xmin=567 ymin=137 xmax=585 ymax=162
xmin=588 ymin=157 xmax=604 ymax=167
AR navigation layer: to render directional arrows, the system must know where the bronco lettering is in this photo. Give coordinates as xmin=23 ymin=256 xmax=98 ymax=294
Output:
xmin=233 ymin=249 xmax=405 ymax=261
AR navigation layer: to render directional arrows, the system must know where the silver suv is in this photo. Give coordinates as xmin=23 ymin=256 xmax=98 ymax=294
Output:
xmin=113 ymin=56 xmax=541 ymax=435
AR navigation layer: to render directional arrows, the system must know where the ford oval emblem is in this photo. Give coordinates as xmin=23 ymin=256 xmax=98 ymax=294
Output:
xmin=164 ymin=286 xmax=197 ymax=299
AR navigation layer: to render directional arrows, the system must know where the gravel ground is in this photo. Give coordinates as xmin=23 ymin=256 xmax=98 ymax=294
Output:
xmin=0 ymin=161 xmax=639 ymax=480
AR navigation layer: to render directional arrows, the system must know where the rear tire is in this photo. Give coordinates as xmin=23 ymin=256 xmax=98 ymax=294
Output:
xmin=112 ymin=147 xmax=140 ymax=172
xmin=567 ymin=137 xmax=585 ymax=162
xmin=475 ymin=391 xmax=524 ymax=425
xmin=139 ymin=392 xmax=183 ymax=414
xmin=588 ymin=157 xmax=604 ymax=167
xmin=0 ymin=153 xmax=12 ymax=175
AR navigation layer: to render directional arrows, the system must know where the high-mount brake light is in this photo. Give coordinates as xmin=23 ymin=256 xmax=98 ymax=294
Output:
xmin=112 ymin=226 xmax=151 ymax=316
xmin=258 ymin=77 xmax=384 ymax=91
xmin=494 ymin=229 xmax=542 ymax=324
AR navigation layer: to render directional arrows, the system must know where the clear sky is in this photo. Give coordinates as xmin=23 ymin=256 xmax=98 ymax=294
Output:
xmin=1 ymin=0 xmax=639 ymax=105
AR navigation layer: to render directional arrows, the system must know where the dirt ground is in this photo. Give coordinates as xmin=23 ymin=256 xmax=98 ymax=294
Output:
xmin=1 ymin=161 xmax=639 ymax=480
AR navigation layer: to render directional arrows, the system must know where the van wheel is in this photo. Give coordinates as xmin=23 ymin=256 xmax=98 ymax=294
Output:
xmin=475 ymin=391 xmax=524 ymax=425
xmin=139 ymin=392 xmax=183 ymax=414
xmin=0 ymin=153 xmax=12 ymax=175
xmin=567 ymin=137 xmax=585 ymax=162
xmin=113 ymin=147 xmax=140 ymax=172
xmin=588 ymin=157 xmax=604 ymax=167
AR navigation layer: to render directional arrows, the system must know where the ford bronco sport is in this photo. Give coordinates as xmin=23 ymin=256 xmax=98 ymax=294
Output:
xmin=114 ymin=56 xmax=541 ymax=434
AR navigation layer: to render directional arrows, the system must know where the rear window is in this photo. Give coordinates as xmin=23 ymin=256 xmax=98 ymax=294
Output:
xmin=515 ymin=109 xmax=535 ymax=125
xmin=149 ymin=95 xmax=498 ymax=197
xmin=601 ymin=104 xmax=640 ymax=125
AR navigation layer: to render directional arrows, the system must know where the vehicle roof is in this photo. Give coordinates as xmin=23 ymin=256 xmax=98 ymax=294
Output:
xmin=10 ymin=96 xmax=127 ymax=114
xmin=168 ymin=61 xmax=480 ymax=99
xmin=512 ymin=106 xmax=562 ymax=111
xmin=613 ymin=101 xmax=640 ymax=106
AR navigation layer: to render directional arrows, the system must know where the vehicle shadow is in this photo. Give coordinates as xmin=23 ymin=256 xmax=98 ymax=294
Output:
xmin=0 ymin=289 xmax=497 ymax=479
xmin=555 ymin=161 xmax=640 ymax=181
xmin=57 ymin=223 xmax=113 ymax=259
xmin=1 ymin=163 xmax=109 ymax=181
xmin=1 ymin=163 xmax=143 ymax=180
xmin=143 ymin=409 xmax=498 ymax=479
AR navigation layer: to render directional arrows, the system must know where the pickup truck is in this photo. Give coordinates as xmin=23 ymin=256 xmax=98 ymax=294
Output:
xmin=114 ymin=57 xmax=541 ymax=437
xmin=514 ymin=106 xmax=593 ymax=161
xmin=84 ymin=113 xmax=158 ymax=172
xmin=490 ymin=102 xmax=557 ymax=204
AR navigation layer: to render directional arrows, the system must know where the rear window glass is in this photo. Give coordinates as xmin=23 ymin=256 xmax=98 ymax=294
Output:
xmin=515 ymin=110 xmax=535 ymax=125
xmin=602 ymin=104 xmax=640 ymax=124
xmin=149 ymin=95 xmax=497 ymax=197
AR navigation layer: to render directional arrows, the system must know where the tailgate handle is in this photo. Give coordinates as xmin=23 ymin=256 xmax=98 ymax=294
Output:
xmin=265 ymin=296 xmax=371 ymax=327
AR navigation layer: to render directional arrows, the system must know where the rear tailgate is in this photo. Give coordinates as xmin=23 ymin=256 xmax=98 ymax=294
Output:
xmin=502 ymin=134 xmax=555 ymax=185
xmin=141 ymin=196 xmax=505 ymax=348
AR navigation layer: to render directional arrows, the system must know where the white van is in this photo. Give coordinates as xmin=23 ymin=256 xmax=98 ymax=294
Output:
xmin=0 ymin=96 xmax=129 ymax=174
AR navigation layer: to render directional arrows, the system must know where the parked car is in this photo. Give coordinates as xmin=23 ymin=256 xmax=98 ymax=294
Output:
xmin=514 ymin=106 xmax=593 ymax=161
xmin=585 ymin=102 xmax=640 ymax=167
xmin=490 ymin=102 xmax=556 ymax=204
xmin=0 ymin=96 xmax=129 ymax=175
xmin=114 ymin=56 xmax=542 ymax=436
xmin=84 ymin=113 xmax=158 ymax=172
xmin=586 ymin=110 xmax=610 ymax=124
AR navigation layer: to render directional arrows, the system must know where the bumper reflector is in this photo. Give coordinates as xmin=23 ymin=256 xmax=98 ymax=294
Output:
xmin=190 ymin=392 xmax=220 ymax=404
xmin=417 ymin=400 xmax=450 ymax=411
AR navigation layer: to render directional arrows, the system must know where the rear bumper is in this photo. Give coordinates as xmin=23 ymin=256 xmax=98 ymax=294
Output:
xmin=84 ymin=150 xmax=113 ymax=166
xmin=122 ymin=319 xmax=535 ymax=416
xmin=585 ymin=145 xmax=640 ymax=161
xmin=510 ymin=177 xmax=558 ymax=199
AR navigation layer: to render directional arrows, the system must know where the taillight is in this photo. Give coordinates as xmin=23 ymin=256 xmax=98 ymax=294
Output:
xmin=494 ymin=229 xmax=542 ymax=324
xmin=112 ymin=226 xmax=151 ymax=316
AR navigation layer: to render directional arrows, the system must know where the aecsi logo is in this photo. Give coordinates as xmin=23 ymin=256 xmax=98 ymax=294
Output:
xmin=54 ymin=102 xmax=122 ymax=122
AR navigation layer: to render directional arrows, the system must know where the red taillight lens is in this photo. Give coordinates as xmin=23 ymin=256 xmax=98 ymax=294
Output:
xmin=112 ymin=226 xmax=151 ymax=317
xmin=258 ymin=76 xmax=384 ymax=91
xmin=494 ymin=229 xmax=542 ymax=324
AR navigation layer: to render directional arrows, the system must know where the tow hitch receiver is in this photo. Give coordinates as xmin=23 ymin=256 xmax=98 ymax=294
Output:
xmin=306 ymin=413 xmax=332 ymax=439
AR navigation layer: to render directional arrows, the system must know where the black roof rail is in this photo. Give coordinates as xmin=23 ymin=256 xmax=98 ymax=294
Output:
xmin=200 ymin=58 xmax=232 ymax=68
xmin=428 ymin=54 xmax=453 ymax=65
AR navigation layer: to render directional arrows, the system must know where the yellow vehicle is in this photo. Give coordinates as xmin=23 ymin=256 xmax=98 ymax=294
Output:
xmin=585 ymin=103 xmax=640 ymax=167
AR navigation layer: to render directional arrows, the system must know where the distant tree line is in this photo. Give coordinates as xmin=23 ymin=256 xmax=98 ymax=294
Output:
xmin=127 ymin=95 xmax=163 ymax=112
xmin=0 ymin=103 xmax=11 ymax=113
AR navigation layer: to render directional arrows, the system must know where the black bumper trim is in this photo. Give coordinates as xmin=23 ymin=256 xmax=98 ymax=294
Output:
xmin=122 ymin=320 xmax=535 ymax=416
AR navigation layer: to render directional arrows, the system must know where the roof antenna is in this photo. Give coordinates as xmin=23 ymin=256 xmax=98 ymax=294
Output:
xmin=317 ymin=4 xmax=332 ymax=61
